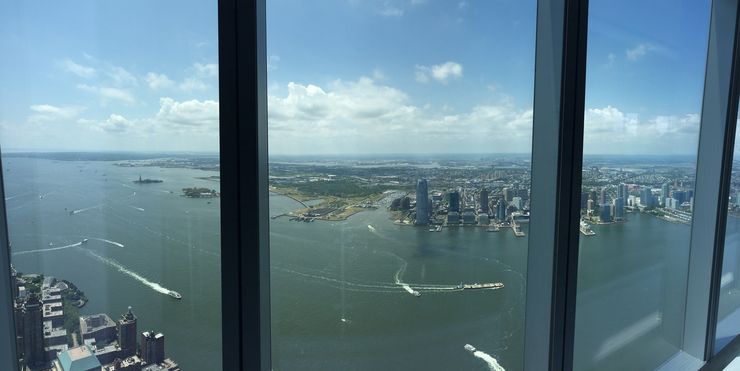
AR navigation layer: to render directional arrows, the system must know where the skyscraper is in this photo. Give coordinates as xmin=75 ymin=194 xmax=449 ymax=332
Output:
xmin=600 ymin=202 xmax=612 ymax=222
xmin=581 ymin=192 xmax=589 ymax=209
xmin=415 ymin=179 xmax=430 ymax=225
xmin=118 ymin=306 xmax=138 ymax=358
xmin=617 ymin=183 xmax=625 ymax=200
xmin=448 ymin=191 xmax=460 ymax=213
xmin=22 ymin=295 xmax=44 ymax=368
xmin=621 ymin=184 xmax=629 ymax=205
xmin=141 ymin=331 xmax=165 ymax=365
xmin=614 ymin=197 xmax=624 ymax=220
xmin=661 ymin=183 xmax=670 ymax=206
xmin=502 ymin=187 xmax=512 ymax=202
xmin=496 ymin=199 xmax=507 ymax=221
xmin=480 ymin=188 xmax=489 ymax=214
xmin=599 ymin=188 xmax=607 ymax=206
xmin=641 ymin=188 xmax=655 ymax=208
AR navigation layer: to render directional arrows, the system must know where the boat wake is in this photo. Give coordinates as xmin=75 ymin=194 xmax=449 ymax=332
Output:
xmin=129 ymin=206 xmax=145 ymax=212
xmin=91 ymin=238 xmax=125 ymax=248
xmin=13 ymin=241 xmax=83 ymax=256
xmin=71 ymin=204 xmax=104 ymax=215
xmin=465 ymin=344 xmax=506 ymax=371
xmin=85 ymin=250 xmax=175 ymax=297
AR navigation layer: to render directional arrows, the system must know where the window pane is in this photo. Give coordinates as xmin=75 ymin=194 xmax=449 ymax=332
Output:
xmin=267 ymin=1 xmax=536 ymax=369
xmin=716 ymin=126 xmax=740 ymax=353
xmin=574 ymin=1 xmax=710 ymax=370
xmin=0 ymin=1 xmax=222 ymax=369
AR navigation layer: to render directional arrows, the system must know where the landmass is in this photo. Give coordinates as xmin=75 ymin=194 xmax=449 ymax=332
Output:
xmin=133 ymin=175 xmax=163 ymax=184
xmin=182 ymin=187 xmax=220 ymax=198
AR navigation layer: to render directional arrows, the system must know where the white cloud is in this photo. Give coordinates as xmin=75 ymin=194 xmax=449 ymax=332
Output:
xmin=107 ymin=66 xmax=138 ymax=87
xmin=59 ymin=59 xmax=96 ymax=78
xmin=626 ymin=43 xmax=654 ymax=61
xmin=77 ymin=84 xmax=135 ymax=104
xmin=194 ymin=63 xmax=219 ymax=78
xmin=28 ymin=104 xmax=85 ymax=123
xmin=155 ymin=97 xmax=219 ymax=132
xmin=415 ymin=62 xmax=463 ymax=84
xmin=584 ymin=105 xmax=700 ymax=154
xmin=90 ymin=114 xmax=135 ymax=133
xmin=179 ymin=78 xmax=210 ymax=92
xmin=145 ymin=73 xmax=175 ymax=90
xmin=267 ymin=77 xmax=532 ymax=154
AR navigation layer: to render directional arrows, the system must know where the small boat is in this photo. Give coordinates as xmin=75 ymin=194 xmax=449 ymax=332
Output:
xmin=81 ymin=239 xmax=88 ymax=244
xmin=412 ymin=291 xmax=421 ymax=297
xmin=168 ymin=291 xmax=182 ymax=300
xmin=464 ymin=344 xmax=476 ymax=353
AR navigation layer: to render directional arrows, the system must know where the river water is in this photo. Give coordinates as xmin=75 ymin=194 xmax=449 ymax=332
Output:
xmin=2 ymin=156 xmax=726 ymax=371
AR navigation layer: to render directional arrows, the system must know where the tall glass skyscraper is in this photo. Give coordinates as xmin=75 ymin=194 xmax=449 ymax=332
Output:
xmin=415 ymin=179 xmax=430 ymax=225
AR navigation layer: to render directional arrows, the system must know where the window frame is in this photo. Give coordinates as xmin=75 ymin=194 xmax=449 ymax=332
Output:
xmin=4 ymin=0 xmax=740 ymax=370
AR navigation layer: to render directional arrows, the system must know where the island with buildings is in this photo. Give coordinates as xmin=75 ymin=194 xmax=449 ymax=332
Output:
xmin=181 ymin=187 xmax=219 ymax=198
xmin=10 ymin=266 xmax=180 ymax=371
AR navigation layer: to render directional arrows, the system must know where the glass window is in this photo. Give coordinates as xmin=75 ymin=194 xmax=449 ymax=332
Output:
xmin=716 ymin=126 xmax=740 ymax=353
xmin=0 ymin=1 xmax=222 ymax=369
xmin=266 ymin=0 xmax=536 ymax=369
xmin=573 ymin=1 xmax=710 ymax=370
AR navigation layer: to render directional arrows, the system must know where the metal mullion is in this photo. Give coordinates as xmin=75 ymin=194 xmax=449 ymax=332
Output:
xmin=705 ymin=0 xmax=740 ymax=360
xmin=524 ymin=0 xmax=589 ymax=370
xmin=685 ymin=0 xmax=740 ymax=361
xmin=218 ymin=0 xmax=270 ymax=370
xmin=0 ymin=149 xmax=19 ymax=370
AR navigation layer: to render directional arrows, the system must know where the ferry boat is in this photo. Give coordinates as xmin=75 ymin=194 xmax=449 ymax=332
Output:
xmin=168 ymin=290 xmax=183 ymax=300
xmin=580 ymin=220 xmax=596 ymax=236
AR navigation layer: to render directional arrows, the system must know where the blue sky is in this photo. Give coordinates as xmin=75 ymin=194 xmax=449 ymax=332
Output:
xmin=0 ymin=0 xmax=712 ymax=155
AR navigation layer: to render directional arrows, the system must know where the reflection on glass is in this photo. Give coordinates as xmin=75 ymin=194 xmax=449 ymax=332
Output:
xmin=267 ymin=0 xmax=535 ymax=369
xmin=0 ymin=1 xmax=222 ymax=369
xmin=716 ymin=129 xmax=740 ymax=353
xmin=574 ymin=1 xmax=710 ymax=370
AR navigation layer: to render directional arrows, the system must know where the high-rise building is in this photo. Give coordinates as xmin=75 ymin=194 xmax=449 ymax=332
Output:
xmin=448 ymin=191 xmax=460 ymax=213
xmin=141 ymin=331 xmax=165 ymax=365
xmin=118 ymin=307 xmax=138 ymax=358
xmin=415 ymin=179 xmax=430 ymax=225
xmin=502 ymin=187 xmax=512 ymax=202
xmin=589 ymin=190 xmax=598 ymax=203
xmin=617 ymin=183 xmax=624 ymax=200
xmin=496 ymin=199 xmax=507 ymax=221
xmin=600 ymin=202 xmax=612 ymax=222
xmin=661 ymin=183 xmax=670 ymax=206
xmin=673 ymin=190 xmax=687 ymax=206
xmin=599 ymin=188 xmax=607 ymax=205
xmin=614 ymin=197 xmax=624 ymax=220
xmin=581 ymin=192 xmax=589 ymax=209
xmin=640 ymin=188 xmax=655 ymax=208
xmin=22 ymin=295 xmax=45 ymax=368
xmin=512 ymin=197 xmax=523 ymax=210
xmin=621 ymin=184 xmax=629 ymax=205
xmin=587 ymin=199 xmax=594 ymax=211
xmin=480 ymin=188 xmax=489 ymax=214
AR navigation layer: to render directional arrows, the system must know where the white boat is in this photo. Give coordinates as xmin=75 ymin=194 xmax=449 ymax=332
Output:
xmin=168 ymin=290 xmax=182 ymax=300
xmin=464 ymin=344 xmax=476 ymax=353
xmin=81 ymin=239 xmax=88 ymax=244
